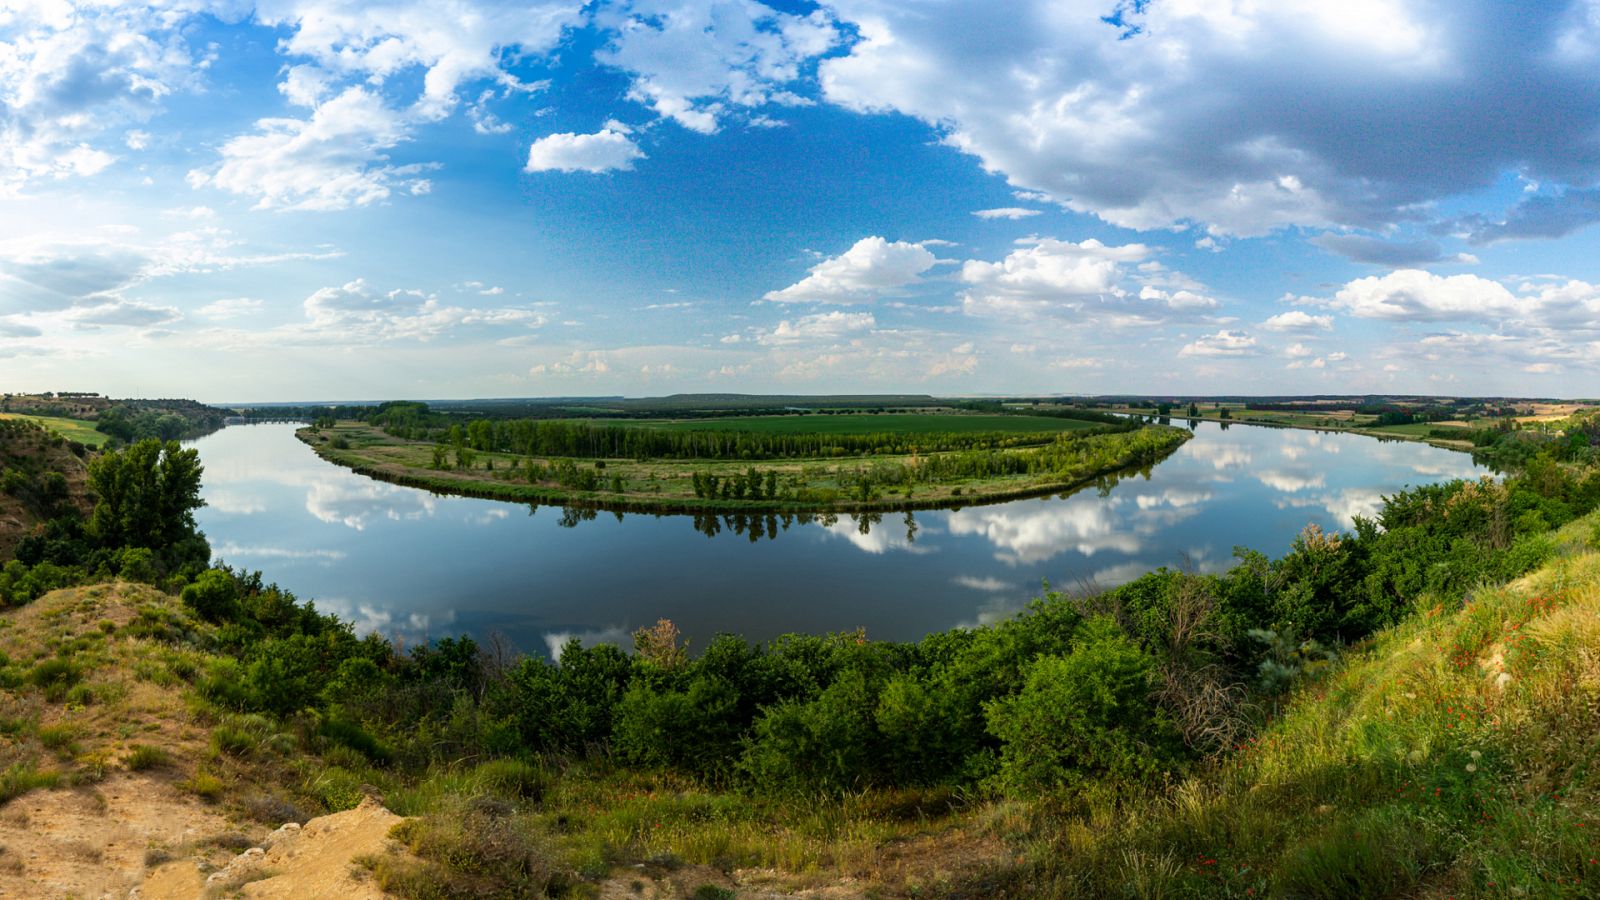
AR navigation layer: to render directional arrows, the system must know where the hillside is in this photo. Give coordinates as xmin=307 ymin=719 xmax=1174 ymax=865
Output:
xmin=0 ymin=519 xmax=1593 ymax=896
xmin=0 ymin=420 xmax=92 ymax=557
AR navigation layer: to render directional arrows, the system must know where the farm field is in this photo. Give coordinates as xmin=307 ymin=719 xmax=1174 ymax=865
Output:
xmin=0 ymin=413 xmax=105 ymax=447
xmin=645 ymin=412 xmax=1100 ymax=435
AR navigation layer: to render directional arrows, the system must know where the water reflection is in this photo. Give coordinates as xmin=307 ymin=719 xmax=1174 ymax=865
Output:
xmin=190 ymin=421 xmax=1489 ymax=655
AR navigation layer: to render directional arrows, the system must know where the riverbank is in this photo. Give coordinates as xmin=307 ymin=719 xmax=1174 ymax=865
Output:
xmin=1106 ymin=404 xmax=1480 ymax=451
xmin=295 ymin=420 xmax=1192 ymax=514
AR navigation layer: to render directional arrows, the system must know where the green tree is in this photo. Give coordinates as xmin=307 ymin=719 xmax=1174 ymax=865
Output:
xmin=87 ymin=439 xmax=205 ymax=553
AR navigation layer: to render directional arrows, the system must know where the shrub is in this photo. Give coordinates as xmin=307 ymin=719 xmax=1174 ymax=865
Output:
xmin=125 ymin=745 xmax=170 ymax=771
xmin=37 ymin=725 xmax=78 ymax=753
xmin=985 ymin=617 xmax=1181 ymax=795
xmin=181 ymin=569 xmax=240 ymax=622
xmin=28 ymin=658 xmax=82 ymax=691
xmin=116 ymin=547 xmax=160 ymax=584
xmin=304 ymin=765 xmax=366 ymax=812
xmin=184 ymin=771 xmax=225 ymax=802
xmin=0 ymin=764 xmax=60 ymax=803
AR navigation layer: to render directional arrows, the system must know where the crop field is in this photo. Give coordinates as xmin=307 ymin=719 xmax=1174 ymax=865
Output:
xmin=644 ymin=413 xmax=1099 ymax=435
xmin=0 ymin=413 xmax=105 ymax=447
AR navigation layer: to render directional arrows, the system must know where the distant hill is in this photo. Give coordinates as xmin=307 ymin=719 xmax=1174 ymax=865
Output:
xmin=0 ymin=394 xmax=228 ymax=442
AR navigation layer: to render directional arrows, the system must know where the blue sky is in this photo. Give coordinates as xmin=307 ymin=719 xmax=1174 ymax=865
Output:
xmin=3 ymin=0 xmax=1600 ymax=402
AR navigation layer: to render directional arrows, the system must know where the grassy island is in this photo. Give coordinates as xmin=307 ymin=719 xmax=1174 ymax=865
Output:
xmin=295 ymin=415 xmax=1192 ymax=514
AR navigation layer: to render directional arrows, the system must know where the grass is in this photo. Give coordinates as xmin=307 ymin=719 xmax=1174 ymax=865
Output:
xmin=0 ymin=413 xmax=105 ymax=447
xmin=648 ymin=413 xmax=1099 ymax=435
xmin=978 ymin=511 xmax=1600 ymax=897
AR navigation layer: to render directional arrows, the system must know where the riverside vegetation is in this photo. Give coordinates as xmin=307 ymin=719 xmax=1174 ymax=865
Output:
xmin=1 ymin=409 xmax=1599 ymax=895
xmin=296 ymin=403 xmax=1189 ymax=512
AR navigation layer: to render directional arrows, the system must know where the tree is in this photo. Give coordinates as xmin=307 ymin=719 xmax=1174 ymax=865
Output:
xmin=87 ymin=439 xmax=205 ymax=553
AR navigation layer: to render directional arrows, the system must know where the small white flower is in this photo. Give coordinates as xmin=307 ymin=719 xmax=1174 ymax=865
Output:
xmin=1466 ymin=763 xmax=1478 ymax=773
xmin=1470 ymin=750 xmax=1482 ymax=761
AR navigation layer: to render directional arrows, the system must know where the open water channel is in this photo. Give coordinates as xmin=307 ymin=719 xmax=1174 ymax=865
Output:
xmin=189 ymin=421 xmax=1486 ymax=657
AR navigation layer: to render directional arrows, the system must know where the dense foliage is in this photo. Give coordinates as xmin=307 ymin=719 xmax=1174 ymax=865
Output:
xmin=385 ymin=414 xmax=1138 ymax=463
xmin=1 ymin=438 xmax=211 ymax=605
xmin=13 ymin=439 xmax=1582 ymax=809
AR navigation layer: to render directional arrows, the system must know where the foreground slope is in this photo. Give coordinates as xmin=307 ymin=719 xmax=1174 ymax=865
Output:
xmin=1004 ymin=513 xmax=1600 ymax=897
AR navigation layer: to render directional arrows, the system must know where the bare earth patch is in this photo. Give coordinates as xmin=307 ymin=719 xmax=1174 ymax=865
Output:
xmin=0 ymin=772 xmax=238 ymax=899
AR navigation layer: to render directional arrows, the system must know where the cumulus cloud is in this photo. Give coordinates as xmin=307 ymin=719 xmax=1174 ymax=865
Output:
xmin=756 ymin=310 xmax=876 ymax=345
xmin=1327 ymin=269 xmax=1528 ymax=322
xmin=594 ymin=0 xmax=837 ymax=133
xmin=190 ymin=0 xmax=582 ymax=208
xmin=1179 ymin=330 xmax=1258 ymax=357
xmin=525 ymin=128 xmax=645 ymax=173
xmin=816 ymin=1 xmax=1600 ymax=236
xmin=253 ymin=0 xmax=581 ymax=120
xmin=765 ymin=237 xmax=936 ymax=304
xmin=1261 ymin=310 xmax=1334 ymax=331
xmin=958 ymin=238 xmax=1154 ymax=320
xmin=189 ymin=88 xmax=436 ymax=211
xmin=0 ymin=2 xmax=212 ymax=192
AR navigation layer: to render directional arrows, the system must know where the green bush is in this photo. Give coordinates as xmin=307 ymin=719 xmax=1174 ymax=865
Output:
xmin=305 ymin=765 xmax=366 ymax=812
xmin=126 ymin=745 xmax=170 ymax=771
xmin=28 ymin=658 xmax=83 ymax=691
xmin=181 ymin=569 xmax=240 ymax=622
xmin=985 ymin=618 xmax=1180 ymax=794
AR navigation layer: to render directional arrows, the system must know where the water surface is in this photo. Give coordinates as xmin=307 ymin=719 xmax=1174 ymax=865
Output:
xmin=191 ymin=422 xmax=1485 ymax=656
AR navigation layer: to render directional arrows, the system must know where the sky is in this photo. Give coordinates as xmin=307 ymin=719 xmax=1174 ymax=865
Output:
xmin=3 ymin=0 xmax=1600 ymax=402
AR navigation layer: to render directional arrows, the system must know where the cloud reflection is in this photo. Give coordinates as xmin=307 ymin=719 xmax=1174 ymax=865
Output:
xmin=305 ymin=479 xmax=438 ymax=530
xmin=820 ymin=515 xmax=935 ymax=555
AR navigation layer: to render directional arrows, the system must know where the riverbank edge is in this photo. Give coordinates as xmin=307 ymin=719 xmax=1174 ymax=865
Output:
xmin=1109 ymin=408 xmax=1478 ymax=452
xmin=294 ymin=424 xmax=1193 ymax=515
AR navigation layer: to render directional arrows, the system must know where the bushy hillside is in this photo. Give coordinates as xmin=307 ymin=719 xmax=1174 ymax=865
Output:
xmin=996 ymin=513 xmax=1600 ymax=897
xmin=0 ymin=419 xmax=91 ymax=557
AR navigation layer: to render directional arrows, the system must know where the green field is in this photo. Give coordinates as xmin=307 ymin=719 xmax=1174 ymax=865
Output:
xmin=647 ymin=413 xmax=1099 ymax=435
xmin=1365 ymin=421 xmax=1442 ymax=436
xmin=0 ymin=413 xmax=105 ymax=447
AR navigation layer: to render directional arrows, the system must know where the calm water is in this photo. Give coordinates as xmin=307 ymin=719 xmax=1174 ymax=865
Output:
xmin=190 ymin=422 xmax=1486 ymax=657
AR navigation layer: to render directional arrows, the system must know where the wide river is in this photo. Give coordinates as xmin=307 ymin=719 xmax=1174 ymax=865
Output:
xmin=190 ymin=421 xmax=1486 ymax=657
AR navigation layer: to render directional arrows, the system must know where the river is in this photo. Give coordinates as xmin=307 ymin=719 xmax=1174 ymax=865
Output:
xmin=189 ymin=421 xmax=1486 ymax=657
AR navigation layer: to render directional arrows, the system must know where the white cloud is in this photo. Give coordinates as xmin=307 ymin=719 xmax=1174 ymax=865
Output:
xmin=188 ymin=88 xmax=436 ymax=211
xmin=254 ymin=0 xmax=581 ymax=120
xmin=299 ymin=278 xmax=546 ymax=343
xmin=756 ymin=310 xmax=876 ymax=345
xmin=0 ymin=2 xmax=207 ymax=192
xmin=594 ymin=0 xmax=838 ymax=133
xmin=1137 ymin=286 xmax=1220 ymax=311
xmin=525 ymin=128 xmax=645 ymax=173
xmin=972 ymin=207 xmax=1041 ymax=220
xmin=195 ymin=0 xmax=581 ymax=209
xmin=1328 ymin=269 xmax=1529 ymax=322
xmin=765 ymin=237 xmax=936 ymax=304
xmin=1179 ymin=330 xmax=1258 ymax=357
xmin=1284 ymin=342 xmax=1314 ymax=358
xmin=816 ymin=2 xmax=1600 ymax=236
xmin=959 ymin=238 xmax=1150 ymax=319
xmin=1261 ymin=310 xmax=1335 ymax=331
